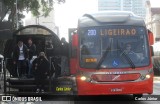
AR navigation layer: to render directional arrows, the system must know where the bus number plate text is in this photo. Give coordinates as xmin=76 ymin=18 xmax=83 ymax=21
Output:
xmin=111 ymin=88 xmax=123 ymax=92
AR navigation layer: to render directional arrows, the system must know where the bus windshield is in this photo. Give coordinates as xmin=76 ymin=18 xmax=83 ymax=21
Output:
xmin=79 ymin=25 xmax=150 ymax=69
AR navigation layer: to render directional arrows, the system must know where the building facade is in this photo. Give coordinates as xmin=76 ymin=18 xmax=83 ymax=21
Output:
xmin=98 ymin=0 xmax=147 ymax=18
xmin=146 ymin=0 xmax=160 ymax=42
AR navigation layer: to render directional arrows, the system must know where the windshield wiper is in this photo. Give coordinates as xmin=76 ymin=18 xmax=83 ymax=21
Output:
xmin=96 ymin=42 xmax=112 ymax=70
xmin=117 ymin=42 xmax=135 ymax=69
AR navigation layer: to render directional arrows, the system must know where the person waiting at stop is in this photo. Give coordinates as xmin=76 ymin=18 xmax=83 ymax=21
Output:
xmin=60 ymin=37 xmax=69 ymax=76
xmin=32 ymin=52 xmax=49 ymax=93
xmin=13 ymin=40 xmax=28 ymax=78
xmin=27 ymin=38 xmax=36 ymax=78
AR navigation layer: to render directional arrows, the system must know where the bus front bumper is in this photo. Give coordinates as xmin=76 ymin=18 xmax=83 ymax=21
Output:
xmin=77 ymin=77 xmax=153 ymax=95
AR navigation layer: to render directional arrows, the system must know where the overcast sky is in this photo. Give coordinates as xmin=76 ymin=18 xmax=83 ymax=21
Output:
xmin=55 ymin=0 xmax=160 ymax=27
xmin=55 ymin=0 xmax=98 ymax=39
xmin=150 ymin=0 xmax=160 ymax=7
xmin=55 ymin=0 xmax=160 ymax=39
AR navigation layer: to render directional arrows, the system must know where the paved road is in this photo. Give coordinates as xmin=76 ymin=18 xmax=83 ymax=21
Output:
xmin=153 ymin=80 xmax=160 ymax=95
xmin=74 ymin=101 xmax=160 ymax=104
xmin=0 ymin=101 xmax=74 ymax=104
xmin=74 ymin=79 xmax=160 ymax=104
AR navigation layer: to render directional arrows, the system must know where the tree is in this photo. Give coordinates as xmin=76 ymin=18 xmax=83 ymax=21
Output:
xmin=0 ymin=0 xmax=65 ymax=30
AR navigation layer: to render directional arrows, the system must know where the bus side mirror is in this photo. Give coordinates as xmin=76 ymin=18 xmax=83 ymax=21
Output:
xmin=72 ymin=33 xmax=78 ymax=46
xmin=71 ymin=33 xmax=78 ymax=58
xmin=148 ymin=30 xmax=154 ymax=45
xmin=71 ymin=46 xmax=77 ymax=58
xmin=150 ymin=46 xmax=154 ymax=56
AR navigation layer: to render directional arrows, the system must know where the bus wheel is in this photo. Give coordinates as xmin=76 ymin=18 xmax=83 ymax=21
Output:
xmin=133 ymin=94 xmax=143 ymax=99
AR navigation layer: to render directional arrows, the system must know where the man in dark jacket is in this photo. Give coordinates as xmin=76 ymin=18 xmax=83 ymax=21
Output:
xmin=13 ymin=40 xmax=28 ymax=77
xmin=27 ymin=38 xmax=36 ymax=60
xmin=32 ymin=52 xmax=49 ymax=93
xmin=60 ymin=37 xmax=69 ymax=76
xmin=61 ymin=37 xmax=69 ymax=57
xmin=27 ymin=38 xmax=36 ymax=77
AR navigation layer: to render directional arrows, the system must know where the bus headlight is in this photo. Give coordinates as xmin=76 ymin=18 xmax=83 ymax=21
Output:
xmin=80 ymin=76 xmax=87 ymax=81
xmin=140 ymin=74 xmax=151 ymax=80
xmin=80 ymin=76 xmax=91 ymax=82
xmin=146 ymin=74 xmax=151 ymax=79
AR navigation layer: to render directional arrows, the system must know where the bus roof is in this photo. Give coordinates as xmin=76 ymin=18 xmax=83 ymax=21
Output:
xmin=78 ymin=11 xmax=146 ymax=27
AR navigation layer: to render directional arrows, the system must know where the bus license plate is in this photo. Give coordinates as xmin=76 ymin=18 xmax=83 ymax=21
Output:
xmin=111 ymin=88 xmax=123 ymax=92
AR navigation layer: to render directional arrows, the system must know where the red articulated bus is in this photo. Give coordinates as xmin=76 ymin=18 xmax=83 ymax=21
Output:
xmin=69 ymin=11 xmax=154 ymax=97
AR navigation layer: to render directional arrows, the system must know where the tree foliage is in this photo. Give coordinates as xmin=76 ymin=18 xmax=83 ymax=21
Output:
xmin=1 ymin=0 xmax=65 ymax=30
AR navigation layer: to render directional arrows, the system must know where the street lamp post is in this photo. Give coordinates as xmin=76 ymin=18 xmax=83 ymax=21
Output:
xmin=16 ymin=0 xmax=18 ymax=29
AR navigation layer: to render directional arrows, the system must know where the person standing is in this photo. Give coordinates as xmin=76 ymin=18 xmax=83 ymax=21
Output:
xmin=61 ymin=37 xmax=69 ymax=57
xmin=32 ymin=52 xmax=49 ymax=93
xmin=27 ymin=38 xmax=36 ymax=77
xmin=13 ymin=40 xmax=28 ymax=78
xmin=27 ymin=38 xmax=36 ymax=61
xmin=60 ymin=37 xmax=69 ymax=76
